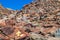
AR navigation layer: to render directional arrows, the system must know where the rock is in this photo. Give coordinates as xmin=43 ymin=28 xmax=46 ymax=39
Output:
xmin=0 ymin=0 xmax=60 ymax=40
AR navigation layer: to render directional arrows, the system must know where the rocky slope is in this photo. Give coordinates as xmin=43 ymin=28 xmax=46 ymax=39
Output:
xmin=0 ymin=0 xmax=60 ymax=40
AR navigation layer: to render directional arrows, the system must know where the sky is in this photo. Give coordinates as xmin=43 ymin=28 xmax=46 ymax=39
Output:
xmin=0 ymin=0 xmax=33 ymax=10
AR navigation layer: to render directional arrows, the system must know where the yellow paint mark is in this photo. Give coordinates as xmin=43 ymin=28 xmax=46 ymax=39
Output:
xmin=16 ymin=31 xmax=21 ymax=37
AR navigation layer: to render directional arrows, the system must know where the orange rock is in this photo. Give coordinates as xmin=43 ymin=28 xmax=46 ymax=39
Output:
xmin=6 ymin=27 xmax=29 ymax=39
xmin=19 ymin=34 xmax=26 ymax=38
xmin=43 ymin=27 xmax=57 ymax=34
xmin=0 ymin=20 xmax=6 ymax=27
xmin=0 ymin=34 xmax=9 ymax=39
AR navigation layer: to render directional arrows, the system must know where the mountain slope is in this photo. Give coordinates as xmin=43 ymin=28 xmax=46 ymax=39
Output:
xmin=0 ymin=0 xmax=60 ymax=40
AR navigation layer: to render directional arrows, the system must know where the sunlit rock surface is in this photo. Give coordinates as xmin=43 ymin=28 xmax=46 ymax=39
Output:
xmin=0 ymin=0 xmax=60 ymax=40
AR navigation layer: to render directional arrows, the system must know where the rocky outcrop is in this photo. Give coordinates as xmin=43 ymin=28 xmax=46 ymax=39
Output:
xmin=0 ymin=0 xmax=60 ymax=40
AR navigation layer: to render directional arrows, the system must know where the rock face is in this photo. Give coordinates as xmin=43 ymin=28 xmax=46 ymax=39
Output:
xmin=0 ymin=0 xmax=60 ymax=40
xmin=55 ymin=28 xmax=60 ymax=37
